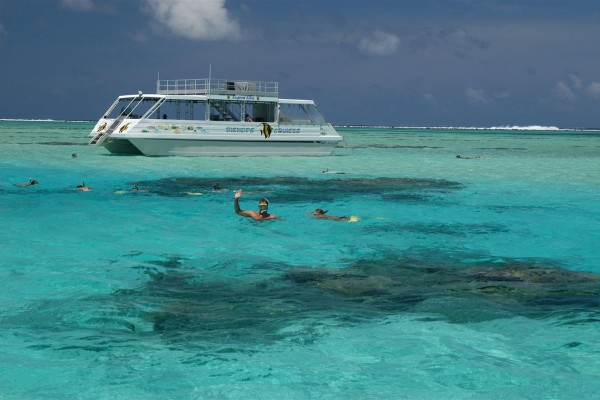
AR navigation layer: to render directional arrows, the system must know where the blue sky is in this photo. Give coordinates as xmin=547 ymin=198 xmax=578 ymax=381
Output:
xmin=1 ymin=0 xmax=600 ymax=127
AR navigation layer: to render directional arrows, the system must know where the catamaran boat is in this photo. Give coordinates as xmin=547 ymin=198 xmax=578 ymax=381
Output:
xmin=88 ymin=78 xmax=343 ymax=156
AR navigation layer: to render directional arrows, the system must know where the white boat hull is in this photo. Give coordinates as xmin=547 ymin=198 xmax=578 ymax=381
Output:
xmin=127 ymin=137 xmax=338 ymax=156
xmin=95 ymin=119 xmax=342 ymax=156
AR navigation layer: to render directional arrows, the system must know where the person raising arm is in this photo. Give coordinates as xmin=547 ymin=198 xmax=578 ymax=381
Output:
xmin=234 ymin=189 xmax=282 ymax=221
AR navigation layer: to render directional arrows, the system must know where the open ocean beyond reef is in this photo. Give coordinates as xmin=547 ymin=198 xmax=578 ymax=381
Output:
xmin=1 ymin=120 xmax=600 ymax=399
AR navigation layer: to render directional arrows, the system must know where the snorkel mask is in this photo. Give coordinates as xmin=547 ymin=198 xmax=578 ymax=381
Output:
xmin=258 ymin=198 xmax=269 ymax=214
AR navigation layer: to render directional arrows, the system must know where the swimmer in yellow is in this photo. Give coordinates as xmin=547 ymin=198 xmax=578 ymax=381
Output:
xmin=309 ymin=208 xmax=350 ymax=221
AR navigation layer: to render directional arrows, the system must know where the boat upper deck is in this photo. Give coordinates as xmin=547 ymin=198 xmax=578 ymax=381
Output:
xmin=157 ymin=78 xmax=278 ymax=97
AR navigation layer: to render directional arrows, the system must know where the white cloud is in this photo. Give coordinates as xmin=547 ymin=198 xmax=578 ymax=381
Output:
xmin=465 ymin=87 xmax=492 ymax=105
xmin=587 ymin=82 xmax=600 ymax=99
xmin=144 ymin=0 xmax=242 ymax=41
xmin=358 ymin=30 xmax=400 ymax=56
xmin=59 ymin=0 xmax=95 ymax=11
xmin=554 ymin=75 xmax=600 ymax=101
xmin=555 ymin=81 xmax=575 ymax=101
xmin=569 ymin=73 xmax=583 ymax=90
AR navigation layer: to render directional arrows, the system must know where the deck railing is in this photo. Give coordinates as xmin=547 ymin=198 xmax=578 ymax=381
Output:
xmin=157 ymin=79 xmax=278 ymax=97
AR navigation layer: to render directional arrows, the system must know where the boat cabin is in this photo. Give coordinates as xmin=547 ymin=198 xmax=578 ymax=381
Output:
xmin=101 ymin=78 xmax=330 ymax=125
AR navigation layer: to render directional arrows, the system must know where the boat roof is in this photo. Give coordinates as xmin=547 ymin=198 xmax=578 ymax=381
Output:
xmin=117 ymin=93 xmax=315 ymax=105
xmin=156 ymin=78 xmax=278 ymax=97
xmin=118 ymin=94 xmax=208 ymax=101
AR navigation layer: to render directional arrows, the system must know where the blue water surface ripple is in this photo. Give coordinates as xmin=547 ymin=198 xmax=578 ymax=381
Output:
xmin=1 ymin=120 xmax=599 ymax=399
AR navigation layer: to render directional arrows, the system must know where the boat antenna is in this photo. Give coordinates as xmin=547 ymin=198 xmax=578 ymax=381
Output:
xmin=208 ymin=64 xmax=212 ymax=96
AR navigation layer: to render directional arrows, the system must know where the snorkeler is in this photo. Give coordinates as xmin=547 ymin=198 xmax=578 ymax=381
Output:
xmin=456 ymin=154 xmax=481 ymax=159
xmin=16 ymin=178 xmax=39 ymax=187
xmin=76 ymin=182 xmax=91 ymax=191
xmin=322 ymin=168 xmax=345 ymax=174
xmin=234 ymin=189 xmax=281 ymax=221
xmin=131 ymin=184 xmax=149 ymax=192
xmin=309 ymin=208 xmax=349 ymax=221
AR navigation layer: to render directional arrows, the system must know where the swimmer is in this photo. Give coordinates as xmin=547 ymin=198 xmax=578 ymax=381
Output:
xmin=131 ymin=184 xmax=149 ymax=192
xmin=308 ymin=208 xmax=349 ymax=221
xmin=16 ymin=178 xmax=39 ymax=187
xmin=213 ymin=182 xmax=222 ymax=191
xmin=322 ymin=168 xmax=345 ymax=174
xmin=234 ymin=189 xmax=282 ymax=221
xmin=72 ymin=153 xmax=77 ymax=158
xmin=76 ymin=182 xmax=91 ymax=191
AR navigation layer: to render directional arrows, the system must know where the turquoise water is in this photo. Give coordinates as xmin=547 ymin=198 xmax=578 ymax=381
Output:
xmin=1 ymin=120 xmax=600 ymax=399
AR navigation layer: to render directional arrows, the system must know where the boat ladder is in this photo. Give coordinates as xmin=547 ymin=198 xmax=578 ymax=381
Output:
xmin=212 ymin=101 xmax=237 ymax=121
xmin=89 ymin=130 xmax=109 ymax=146
xmin=89 ymin=117 xmax=126 ymax=146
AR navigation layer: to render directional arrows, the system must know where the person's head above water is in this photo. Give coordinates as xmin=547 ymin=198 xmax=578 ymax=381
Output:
xmin=309 ymin=207 xmax=349 ymax=221
xmin=258 ymin=198 xmax=269 ymax=214
xmin=76 ymin=182 xmax=90 ymax=191
xmin=16 ymin=178 xmax=39 ymax=187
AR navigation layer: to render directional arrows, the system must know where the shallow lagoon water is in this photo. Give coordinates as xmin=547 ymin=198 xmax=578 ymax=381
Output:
xmin=1 ymin=121 xmax=600 ymax=399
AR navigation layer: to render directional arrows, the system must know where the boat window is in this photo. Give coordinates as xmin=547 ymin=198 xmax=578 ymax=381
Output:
xmin=303 ymin=104 xmax=328 ymax=125
xmin=105 ymin=98 xmax=139 ymax=119
xmin=209 ymin=100 xmax=275 ymax=122
xmin=278 ymin=103 xmax=328 ymax=124
xmin=105 ymin=97 xmax=161 ymax=119
xmin=157 ymin=100 xmax=207 ymax=121
xmin=251 ymin=103 xmax=275 ymax=122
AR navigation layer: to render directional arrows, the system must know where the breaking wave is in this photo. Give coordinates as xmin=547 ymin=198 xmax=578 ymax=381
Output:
xmin=337 ymin=124 xmax=565 ymax=131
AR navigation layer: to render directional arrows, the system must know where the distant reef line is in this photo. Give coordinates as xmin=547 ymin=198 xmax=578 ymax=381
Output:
xmin=336 ymin=124 xmax=591 ymax=131
xmin=2 ymin=119 xmax=598 ymax=131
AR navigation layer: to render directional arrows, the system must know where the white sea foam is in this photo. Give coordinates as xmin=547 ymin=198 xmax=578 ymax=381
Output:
xmin=336 ymin=124 xmax=565 ymax=131
xmin=0 ymin=120 xmax=591 ymax=130
xmin=487 ymin=125 xmax=560 ymax=131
